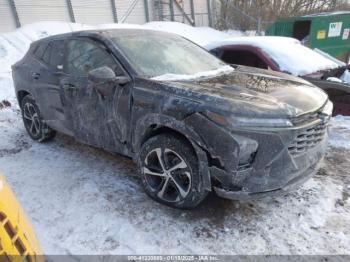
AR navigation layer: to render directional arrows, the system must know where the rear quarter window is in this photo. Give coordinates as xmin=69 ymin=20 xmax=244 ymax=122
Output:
xmin=33 ymin=42 xmax=48 ymax=58
xmin=42 ymin=44 xmax=51 ymax=64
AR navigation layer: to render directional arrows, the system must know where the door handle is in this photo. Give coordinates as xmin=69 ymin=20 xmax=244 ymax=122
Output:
xmin=32 ymin=72 xmax=40 ymax=79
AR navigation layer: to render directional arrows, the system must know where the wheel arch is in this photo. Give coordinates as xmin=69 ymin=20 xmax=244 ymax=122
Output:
xmin=133 ymin=114 xmax=212 ymax=191
xmin=17 ymin=90 xmax=31 ymax=107
xmin=133 ymin=114 xmax=205 ymax=154
xmin=139 ymin=126 xmax=195 ymax=153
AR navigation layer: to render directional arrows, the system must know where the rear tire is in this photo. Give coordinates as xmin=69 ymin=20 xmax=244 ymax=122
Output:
xmin=21 ymin=95 xmax=56 ymax=142
xmin=138 ymin=134 xmax=208 ymax=209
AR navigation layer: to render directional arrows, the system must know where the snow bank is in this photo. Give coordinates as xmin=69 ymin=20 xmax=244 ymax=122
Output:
xmin=205 ymin=36 xmax=341 ymax=76
xmin=0 ymin=21 xmax=144 ymax=73
xmin=151 ymin=65 xmax=234 ymax=81
xmin=144 ymin=21 xmax=232 ymax=46
xmin=0 ymin=72 xmax=15 ymax=103
xmin=329 ymin=115 xmax=350 ymax=149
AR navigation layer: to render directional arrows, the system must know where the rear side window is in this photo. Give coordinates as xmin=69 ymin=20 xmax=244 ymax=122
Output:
xmin=34 ymin=42 xmax=48 ymax=58
xmin=36 ymin=40 xmax=64 ymax=68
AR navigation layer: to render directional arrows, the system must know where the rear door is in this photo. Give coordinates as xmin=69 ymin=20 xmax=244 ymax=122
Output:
xmin=31 ymin=39 xmax=70 ymax=134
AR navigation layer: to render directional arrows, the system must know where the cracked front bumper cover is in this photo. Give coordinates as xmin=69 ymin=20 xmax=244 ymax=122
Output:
xmin=185 ymin=112 xmax=329 ymax=200
xmin=213 ymin=161 xmax=319 ymax=200
xmin=209 ymin=123 xmax=328 ymax=200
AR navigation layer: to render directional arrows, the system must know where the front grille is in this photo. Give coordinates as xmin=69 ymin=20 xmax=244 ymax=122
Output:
xmin=288 ymin=122 xmax=327 ymax=156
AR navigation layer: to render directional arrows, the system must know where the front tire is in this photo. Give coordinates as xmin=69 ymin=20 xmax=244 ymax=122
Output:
xmin=21 ymin=95 xmax=56 ymax=142
xmin=138 ymin=134 xmax=208 ymax=209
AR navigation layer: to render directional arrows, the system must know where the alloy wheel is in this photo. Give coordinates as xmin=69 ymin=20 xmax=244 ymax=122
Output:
xmin=143 ymin=148 xmax=192 ymax=203
xmin=23 ymin=102 xmax=41 ymax=137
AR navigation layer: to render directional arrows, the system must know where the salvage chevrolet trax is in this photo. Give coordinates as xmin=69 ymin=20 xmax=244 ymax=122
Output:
xmin=12 ymin=29 xmax=332 ymax=208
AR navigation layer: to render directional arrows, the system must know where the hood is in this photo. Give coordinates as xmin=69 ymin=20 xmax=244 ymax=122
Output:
xmin=152 ymin=66 xmax=328 ymax=119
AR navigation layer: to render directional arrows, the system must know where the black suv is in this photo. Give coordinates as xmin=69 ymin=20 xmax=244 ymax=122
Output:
xmin=12 ymin=29 xmax=332 ymax=208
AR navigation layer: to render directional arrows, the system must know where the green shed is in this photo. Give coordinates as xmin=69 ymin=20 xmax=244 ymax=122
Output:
xmin=266 ymin=11 xmax=350 ymax=63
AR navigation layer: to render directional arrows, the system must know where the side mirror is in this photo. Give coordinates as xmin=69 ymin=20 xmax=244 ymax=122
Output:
xmin=88 ymin=66 xmax=116 ymax=83
xmin=88 ymin=66 xmax=130 ymax=96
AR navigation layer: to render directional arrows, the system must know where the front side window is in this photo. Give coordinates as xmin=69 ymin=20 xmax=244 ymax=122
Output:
xmin=112 ymin=32 xmax=227 ymax=78
xmin=66 ymin=40 xmax=121 ymax=76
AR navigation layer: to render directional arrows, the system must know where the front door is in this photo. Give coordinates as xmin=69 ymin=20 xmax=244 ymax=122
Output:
xmin=61 ymin=38 xmax=132 ymax=152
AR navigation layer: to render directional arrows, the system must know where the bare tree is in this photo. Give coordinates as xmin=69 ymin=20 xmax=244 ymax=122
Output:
xmin=216 ymin=0 xmax=350 ymax=31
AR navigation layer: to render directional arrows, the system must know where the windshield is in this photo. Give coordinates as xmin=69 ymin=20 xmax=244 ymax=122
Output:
xmin=112 ymin=32 xmax=227 ymax=78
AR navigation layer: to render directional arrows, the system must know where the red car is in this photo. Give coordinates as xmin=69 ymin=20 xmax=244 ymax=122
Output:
xmin=207 ymin=36 xmax=350 ymax=116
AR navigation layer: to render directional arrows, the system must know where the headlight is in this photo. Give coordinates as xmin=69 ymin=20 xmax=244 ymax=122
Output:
xmin=228 ymin=116 xmax=293 ymax=128
xmin=206 ymin=111 xmax=293 ymax=128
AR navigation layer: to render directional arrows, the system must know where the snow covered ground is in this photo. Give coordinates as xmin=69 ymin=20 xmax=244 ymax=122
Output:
xmin=1 ymin=89 xmax=350 ymax=255
xmin=0 ymin=21 xmax=350 ymax=255
xmin=1 ymin=96 xmax=350 ymax=255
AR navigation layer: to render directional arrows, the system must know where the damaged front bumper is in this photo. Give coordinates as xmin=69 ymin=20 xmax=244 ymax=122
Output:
xmin=184 ymin=110 xmax=329 ymax=200
xmin=186 ymin=112 xmax=329 ymax=201
xmin=213 ymin=156 xmax=322 ymax=200
xmin=211 ymin=121 xmax=328 ymax=200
